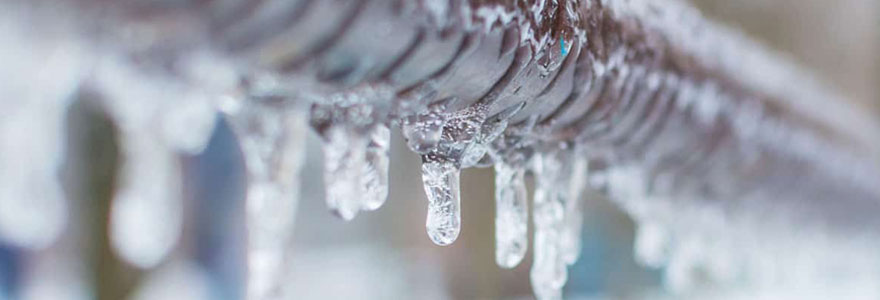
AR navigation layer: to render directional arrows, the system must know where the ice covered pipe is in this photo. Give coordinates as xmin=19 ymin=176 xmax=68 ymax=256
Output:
xmin=2 ymin=0 xmax=880 ymax=298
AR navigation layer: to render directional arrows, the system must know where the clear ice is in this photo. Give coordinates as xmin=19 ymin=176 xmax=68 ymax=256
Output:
xmin=421 ymin=158 xmax=462 ymax=246
xmin=400 ymin=98 xmax=455 ymax=154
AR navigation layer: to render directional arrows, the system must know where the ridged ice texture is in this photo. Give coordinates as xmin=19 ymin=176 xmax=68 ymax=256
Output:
xmin=493 ymin=162 xmax=528 ymax=268
xmin=222 ymin=97 xmax=307 ymax=300
xmin=530 ymin=150 xmax=570 ymax=300
xmin=421 ymin=159 xmax=461 ymax=246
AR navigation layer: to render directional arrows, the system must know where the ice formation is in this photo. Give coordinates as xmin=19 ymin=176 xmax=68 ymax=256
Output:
xmin=222 ymin=95 xmax=307 ymax=300
xmin=2 ymin=0 xmax=880 ymax=299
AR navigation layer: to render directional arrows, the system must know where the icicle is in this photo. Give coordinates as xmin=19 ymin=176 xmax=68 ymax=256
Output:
xmin=95 ymin=52 xmax=231 ymax=269
xmin=634 ymin=220 xmax=670 ymax=268
xmin=109 ymin=133 xmax=183 ymax=269
xmin=493 ymin=162 xmax=528 ymax=268
xmin=0 ymin=105 xmax=69 ymax=250
xmin=421 ymin=157 xmax=461 ymax=246
xmin=664 ymin=237 xmax=703 ymax=294
xmin=361 ymin=123 xmax=390 ymax=211
xmin=321 ymin=125 xmax=368 ymax=220
xmin=561 ymin=157 xmax=588 ymax=265
xmin=530 ymin=152 xmax=568 ymax=300
xmin=310 ymin=96 xmax=390 ymax=220
xmin=223 ymin=98 xmax=306 ymax=300
xmin=0 ymin=11 xmax=87 ymax=249
xmin=417 ymin=102 xmax=489 ymax=246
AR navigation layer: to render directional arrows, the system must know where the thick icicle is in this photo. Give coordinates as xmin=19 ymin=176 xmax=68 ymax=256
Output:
xmin=310 ymin=97 xmax=390 ymax=220
xmin=417 ymin=102 xmax=489 ymax=245
xmin=321 ymin=124 xmax=367 ymax=221
xmin=494 ymin=162 xmax=528 ymax=268
xmin=421 ymin=157 xmax=461 ymax=246
xmin=223 ymin=98 xmax=306 ymax=300
xmin=530 ymin=151 xmax=568 ymax=300
xmin=561 ymin=157 xmax=588 ymax=265
xmin=109 ymin=135 xmax=183 ymax=269
xmin=361 ymin=123 xmax=391 ymax=211
xmin=0 ymin=5 xmax=86 ymax=249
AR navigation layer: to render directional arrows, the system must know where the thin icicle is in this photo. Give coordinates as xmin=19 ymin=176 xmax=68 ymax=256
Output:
xmin=361 ymin=123 xmax=391 ymax=211
xmin=223 ymin=99 xmax=306 ymax=300
xmin=530 ymin=151 xmax=568 ymax=300
xmin=494 ymin=162 xmax=528 ymax=268
xmin=421 ymin=157 xmax=461 ymax=246
xmin=561 ymin=157 xmax=588 ymax=265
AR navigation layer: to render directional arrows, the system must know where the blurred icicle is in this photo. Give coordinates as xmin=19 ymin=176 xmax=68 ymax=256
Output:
xmin=320 ymin=124 xmax=367 ymax=221
xmin=96 ymin=57 xmax=212 ymax=269
xmin=222 ymin=96 xmax=307 ymax=300
xmin=129 ymin=261 xmax=212 ymax=300
xmin=108 ymin=134 xmax=183 ymax=269
xmin=95 ymin=45 xmax=235 ymax=268
xmin=530 ymin=150 xmax=569 ymax=300
xmin=493 ymin=162 xmax=528 ymax=268
xmin=561 ymin=157 xmax=588 ymax=265
xmin=0 ymin=3 xmax=89 ymax=250
xmin=20 ymin=252 xmax=90 ymax=300
xmin=361 ymin=124 xmax=391 ymax=211
xmin=634 ymin=220 xmax=670 ymax=268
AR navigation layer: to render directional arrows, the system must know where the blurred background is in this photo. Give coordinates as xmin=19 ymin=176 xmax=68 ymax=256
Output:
xmin=0 ymin=0 xmax=878 ymax=299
